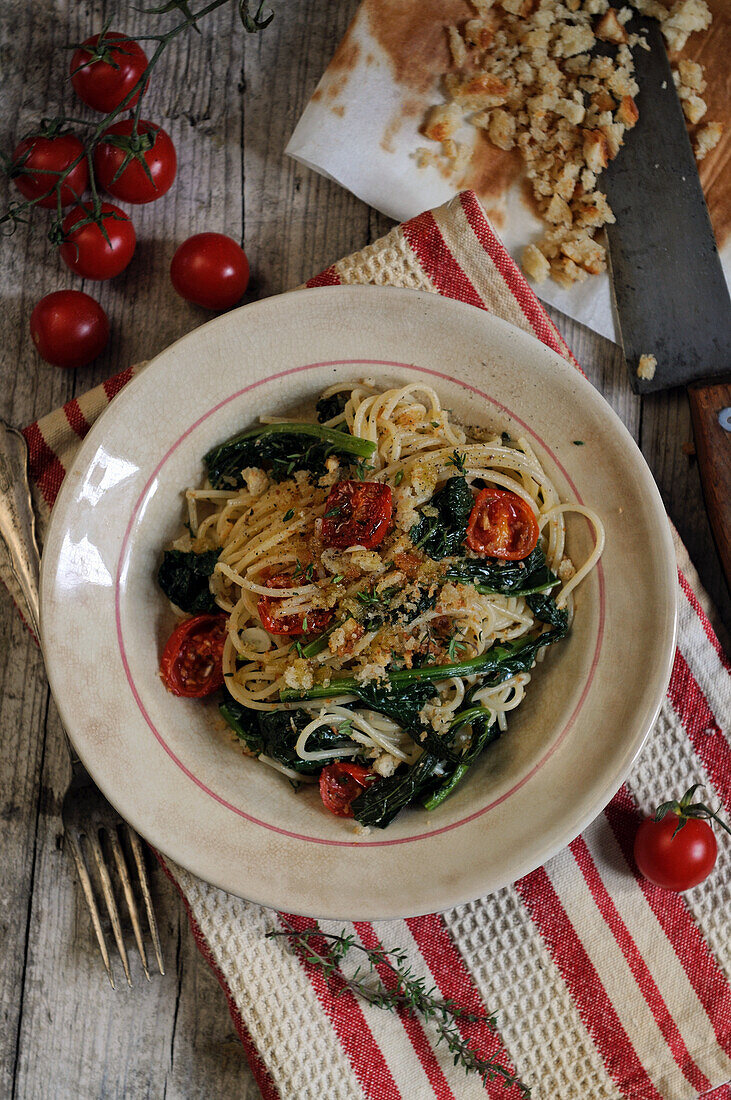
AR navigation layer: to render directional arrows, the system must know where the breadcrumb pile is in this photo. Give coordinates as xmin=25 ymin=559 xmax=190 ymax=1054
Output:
xmin=418 ymin=0 xmax=722 ymax=289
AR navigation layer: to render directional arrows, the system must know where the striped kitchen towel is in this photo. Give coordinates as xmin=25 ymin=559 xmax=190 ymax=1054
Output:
xmin=15 ymin=191 xmax=731 ymax=1100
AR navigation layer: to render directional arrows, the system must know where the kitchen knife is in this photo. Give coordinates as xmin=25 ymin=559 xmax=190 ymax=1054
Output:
xmin=603 ymin=17 xmax=731 ymax=585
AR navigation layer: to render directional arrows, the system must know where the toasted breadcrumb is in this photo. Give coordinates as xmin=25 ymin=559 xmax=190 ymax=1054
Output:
xmin=417 ymin=0 xmax=713 ymax=289
xmin=694 ymin=121 xmax=723 ymax=161
xmin=637 ymin=354 xmax=657 ymax=380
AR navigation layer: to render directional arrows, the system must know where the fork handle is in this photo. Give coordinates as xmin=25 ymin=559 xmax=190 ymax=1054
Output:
xmin=0 ymin=419 xmax=41 ymax=638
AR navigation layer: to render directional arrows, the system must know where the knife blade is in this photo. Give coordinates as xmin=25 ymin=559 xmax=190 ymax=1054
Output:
xmin=603 ymin=17 xmax=731 ymax=394
xmin=602 ymin=16 xmax=731 ymax=585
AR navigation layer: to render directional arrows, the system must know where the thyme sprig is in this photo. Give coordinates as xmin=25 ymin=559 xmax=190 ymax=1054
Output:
xmin=2 ymin=0 xmax=276 ymax=238
xmin=268 ymin=920 xmax=529 ymax=1096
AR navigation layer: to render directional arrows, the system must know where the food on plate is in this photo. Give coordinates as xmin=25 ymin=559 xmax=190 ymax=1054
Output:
xmin=69 ymin=31 xmax=149 ymax=114
xmin=58 ymin=202 xmax=136 ymax=280
xmin=93 ymin=119 xmax=177 ymax=204
xmin=170 ymin=233 xmax=250 ymax=310
xmin=419 ymin=0 xmax=719 ymax=289
xmin=12 ymin=130 xmax=89 ymax=209
xmin=633 ymin=784 xmax=731 ymax=890
xmin=30 ymin=290 xmax=109 ymax=368
xmin=157 ymin=381 xmax=604 ymax=828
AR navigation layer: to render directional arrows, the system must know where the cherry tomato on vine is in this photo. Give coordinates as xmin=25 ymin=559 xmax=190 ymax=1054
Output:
xmin=257 ymin=573 xmax=333 ymax=637
xmin=320 ymin=762 xmax=376 ymax=817
xmin=70 ymin=31 xmax=149 ymax=114
xmin=12 ymin=131 xmax=89 ymax=209
xmin=58 ymin=202 xmax=136 ymax=280
xmin=633 ymin=784 xmax=731 ymax=891
xmin=170 ymin=233 xmax=250 ymax=310
xmin=159 ymin=613 xmax=228 ymax=697
xmin=94 ymin=119 xmax=177 ymax=204
xmin=465 ymin=487 xmax=539 ymax=560
xmin=30 ymin=291 xmax=109 ymax=368
xmin=320 ymin=480 xmax=393 ymax=550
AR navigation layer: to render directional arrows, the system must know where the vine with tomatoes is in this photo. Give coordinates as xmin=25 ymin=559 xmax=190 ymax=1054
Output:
xmin=2 ymin=0 xmax=272 ymax=367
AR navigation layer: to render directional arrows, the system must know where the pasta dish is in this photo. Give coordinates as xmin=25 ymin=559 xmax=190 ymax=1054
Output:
xmin=157 ymin=380 xmax=604 ymax=828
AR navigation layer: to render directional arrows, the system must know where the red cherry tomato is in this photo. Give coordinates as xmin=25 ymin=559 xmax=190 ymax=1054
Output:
xmin=58 ymin=202 xmax=136 ymax=280
xmin=320 ymin=762 xmax=376 ymax=817
xmin=12 ymin=132 xmax=89 ymax=209
xmin=634 ymin=815 xmax=718 ymax=891
xmin=93 ymin=119 xmax=176 ymax=204
xmin=257 ymin=573 xmax=334 ymax=637
xmin=465 ymin=487 xmax=539 ymax=560
xmin=321 ymin=480 xmax=393 ymax=550
xmin=30 ymin=291 xmax=109 ymax=368
xmin=70 ymin=32 xmax=148 ymax=113
xmin=160 ymin=613 xmax=228 ymax=697
xmin=170 ymin=233 xmax=250 ymax=311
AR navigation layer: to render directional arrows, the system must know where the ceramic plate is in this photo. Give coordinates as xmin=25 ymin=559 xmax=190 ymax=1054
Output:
xmin=40 ymin=286 xmax=677 ymax=919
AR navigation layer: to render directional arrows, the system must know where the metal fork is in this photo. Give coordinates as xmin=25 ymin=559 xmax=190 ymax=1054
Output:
xmin=0 ymin=418 xmax=164 ymax=988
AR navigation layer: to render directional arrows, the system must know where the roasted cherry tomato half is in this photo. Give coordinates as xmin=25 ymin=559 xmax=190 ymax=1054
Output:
xmin=59 ymin=202 xmax=136 ymax=280
xmin=257 ymin=573 xmax=334 ymax=637
xmin=94 ymin=119 xmax=176 ymax=205
xmin=465 ymin=487 xmax=539 ymax=560
xmin=320 ymin=762 xmax=376 ymax=817
xmin=170 ymin=233 xmax=250 ymax=311
xmin=634 ymin=815 xmax=718 ymax=891
xmin=12 ymin=131 xmax=89 ymax=209
xmin=30 ymin=290 xmax=109 ymax=368
xmin=321 ymin=480 xmax=393 ymax=550
xmin=160 ymin=613 xmax=228 ymax=697
xmin=70 ymin=32 xmax=149 ymax=114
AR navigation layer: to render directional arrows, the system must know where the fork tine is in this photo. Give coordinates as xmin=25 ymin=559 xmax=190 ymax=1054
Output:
xmin=108 ymin=827 xmax=151 ymax=981
xmin=87 ymin=830 xmax=133 ymax=987
xmin=66 ymin=829 xmax=115 ymax=989
xmin=126 ymin=826 xmax=165 ymax=976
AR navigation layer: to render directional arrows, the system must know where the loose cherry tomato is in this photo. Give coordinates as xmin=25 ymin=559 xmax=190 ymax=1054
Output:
xmin=160 ymin=613 xmax=228 ymax=697
xmin=633 ymin=784 xmax=730 ymax=891
xmin=58 ymin=202 xmax=136 ymax=280
xmin=320 ymin=762 xmax=376 ymax=817
xmin=465 ymin=487 xmax=539 ymax=560
xmin=321 ymin=480 xmax=393 ymax=550
xmin=94 ymin=119 xmax=176 ymax=204
xmin=257 ymin=573 xmax=333 ymax=637
xmin=12 ymin=131 xmax=89 ymax=209
xmin=30 ymin=291 xmax=109 ymax=368
xmin=70 ymin=32 xmax=148 ymax=113
xmin=170 ymin=233 xmax=250 ymax=311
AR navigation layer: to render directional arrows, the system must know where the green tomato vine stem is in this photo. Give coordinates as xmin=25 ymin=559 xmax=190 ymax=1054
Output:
xmin=1 ymin=0 xmax=274 ymax=238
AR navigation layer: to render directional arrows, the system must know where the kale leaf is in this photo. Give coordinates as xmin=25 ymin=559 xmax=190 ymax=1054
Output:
xmin=204 ymin=423 xmax=375 ymax=489
xmin=316 ymin=392 xmax=348 ymax=423
xmin=351 ymin=680 xmax=438 ymax=731
xmin=220 ymin=698 xmax=358 ymax=775
xmin=409 ymin=476 xmax=473 ymax=560
xmin=445 ymin=544 xmax=560 ymax=597
xmin=526 ymin=591 xmax=569 ymax=633
xmin=157 ymin=549 xmax=220 ymax=612
xmin=351 ymin=752 xmax=441 ymax=829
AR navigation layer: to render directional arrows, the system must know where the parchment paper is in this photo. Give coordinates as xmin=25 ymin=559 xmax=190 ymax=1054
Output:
xmin=286 ymin=0 xmax=730 ymax=342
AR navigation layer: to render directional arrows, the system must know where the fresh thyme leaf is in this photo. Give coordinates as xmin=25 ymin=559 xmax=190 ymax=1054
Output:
xmin=268 ymin=921 xmax=530 ymax=1097
xmin=572 ymin=440 xmax=585 ymax=446
xmin=353 ymin=458 xmax=375 ymax=480
xmin=325 ymin=506 xmax=342 ymax=518
xmin=446 ymin=449 xmax=467 ymax=475
xmin=394 ymin=469 xmax=405 ymax=486
xmin=282 ymin=508 xmax=295 ymax=522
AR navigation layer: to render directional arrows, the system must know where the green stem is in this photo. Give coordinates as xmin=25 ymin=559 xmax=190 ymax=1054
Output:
xmin=280 ymin=635 xmax=537 ymax=702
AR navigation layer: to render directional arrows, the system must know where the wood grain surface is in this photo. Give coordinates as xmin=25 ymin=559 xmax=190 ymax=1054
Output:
xmin=0 ymin=2 xmax=728 ymax=1098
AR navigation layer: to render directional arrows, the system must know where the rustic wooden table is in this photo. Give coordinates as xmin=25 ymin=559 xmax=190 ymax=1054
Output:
xmin=1 ymin=2 xmax=727 ymax=1097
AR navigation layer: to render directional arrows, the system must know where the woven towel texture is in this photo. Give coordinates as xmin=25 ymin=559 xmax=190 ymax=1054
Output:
xmin=15 ymin=191 xmax=731 ymax=1100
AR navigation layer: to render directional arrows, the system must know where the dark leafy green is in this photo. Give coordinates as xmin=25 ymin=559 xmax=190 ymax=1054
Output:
xmin=445 ymin=545 xmax=559 ymax=597
xmin=351 ymin=752 xmax=441 ymax=829
xmin=316 ymin=392 xmax=348 ymax=423
xmin=204 ymin=423 xmax=376 ymax=488
xmin=157 ymin=549 xmax=220 ymax=612
xmin=220 ymin=698 xmax=358 ymax=775
xmin=409 ymin=476 xmax=473 ymax=560
xmin=351 ymin=680 xmax=438 ymax=732
xmin=526 ymin=591 xmax=569 ymax=632
xmin=423 ymin=717 xmax=501 ymax=811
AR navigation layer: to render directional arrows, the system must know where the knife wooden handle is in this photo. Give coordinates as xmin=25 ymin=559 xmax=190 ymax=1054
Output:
xmin=687 ymin=379 xmax=731 ymax=592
